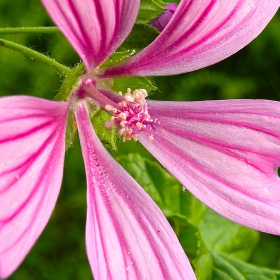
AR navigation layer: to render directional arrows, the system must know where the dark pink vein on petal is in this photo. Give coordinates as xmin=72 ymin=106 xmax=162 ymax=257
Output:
xmin=80 ymin=113 xmax=164 ymax=279
xmin=174 ymin=1 xmax=240 ymax=48
xmin=159 ymin=125 xmax=269 ymax=174
xmin=149 ymin=132 xmax=277 ymax=204
xmin=159 ymin=117 xmax=280 ymax=159
xmin=0 ymin=129 xmax=59 ymax=223
xmin=51 ymin=0 xmax=92 ymax=61
xmin=77 ymin=103 xmax=187 ymax=278
xmin=94 ymin=0 xmax=107 ymax=51
xmin=66 ymin=0 xmax=96 ymax=55
xmin=0 ymin=120 xmax=54 ymax=144
xmin=0 ymin=129 xmax=55 ymax=194
xmin=0 ymin=125 xmax=63 ymax=254
xmin=158 ymin=111 xmax=280 ymax=140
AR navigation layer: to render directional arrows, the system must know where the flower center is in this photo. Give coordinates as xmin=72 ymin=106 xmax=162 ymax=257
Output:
xmin=104 ymin=88 xmax=154 ymax=142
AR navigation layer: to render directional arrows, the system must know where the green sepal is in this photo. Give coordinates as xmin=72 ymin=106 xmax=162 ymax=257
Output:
xmin=56 ymin=63 xmax=86 ymax=151
xmin=65 ymin=111 xmax=77 ymax=150
xmin=112 ymin=76 xmax=157 ymax=94
xmin=91 ymin=109 xmax=117 ymax=152
xmin=102 ymin=23 xmax=159 ymax=68
xmin=100 ymin=50 xmax=137 ymax=68
xmin=54 ymin=62 xmax=85 ymax=101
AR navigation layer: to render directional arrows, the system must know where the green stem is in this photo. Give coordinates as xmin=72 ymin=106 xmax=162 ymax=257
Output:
xmin=0 ymin=38 xmax=71 ymax=76
xmin=0 ymin=27 xmax=60 ymax=34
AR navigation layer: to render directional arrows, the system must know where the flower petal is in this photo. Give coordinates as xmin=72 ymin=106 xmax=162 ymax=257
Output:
xmin=104 ymin=0 xmax=279 ymax=76
xmin=40 ymin=0 xmax=140 ymax=71
xmin=75 ymin=102 xmax=195 ymax=280
xmin=0 ymin=96 xmax=68 ymax=278
xmin=139 ymin=99 xmax=280 ymax=235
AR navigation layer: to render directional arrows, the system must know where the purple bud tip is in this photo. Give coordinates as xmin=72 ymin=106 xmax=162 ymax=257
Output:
xmin=149 ymin=3 xmax=178 ymax=32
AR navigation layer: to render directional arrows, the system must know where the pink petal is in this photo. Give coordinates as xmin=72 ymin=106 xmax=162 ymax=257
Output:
xmin=104 ymin=0 xmax=279 ymax=76
xmin=75 ymin=101 xmax=195 ymax=280
xmin=40 ymin=0 xmax=140 ymax=71
xmin=139 ymin=99 xmax=280 ymax=235
xmin=0 ymin=96 xmax=68 ymax=278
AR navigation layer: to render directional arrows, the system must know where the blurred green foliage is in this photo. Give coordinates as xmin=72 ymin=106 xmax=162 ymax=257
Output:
xmin=1 ymin=0 xmax=280 ymax=279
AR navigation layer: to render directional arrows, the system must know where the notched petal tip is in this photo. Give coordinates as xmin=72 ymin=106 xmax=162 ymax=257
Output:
xmin=139 ymin=99 xmax=280 ymax=235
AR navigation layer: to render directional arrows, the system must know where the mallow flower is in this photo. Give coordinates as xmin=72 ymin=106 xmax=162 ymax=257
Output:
xmin=0 ymin=0 xmax=280 ymax=279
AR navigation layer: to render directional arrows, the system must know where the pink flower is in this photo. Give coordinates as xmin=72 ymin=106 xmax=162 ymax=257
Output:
xmin=0 ymin=0 xmax=279 ymax=279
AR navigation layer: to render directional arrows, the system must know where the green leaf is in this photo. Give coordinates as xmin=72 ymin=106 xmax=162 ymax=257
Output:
xmin=195 ymin=252 xmax=280 ymax=280
xmin=118 ymin=23 xmax=159 ymax=52
xmin=180 ymin=189 xmax=208 ymax=226
xmin=212 ymin=252 xmax=280 ymax=280
xmin=198 ymin=209 xmax=259 ymax=261
xmin=168 ymin=215 xmax=200 ymax=261
xmin=250 ymin=233 xmax=280 ymax=270
xmin=112 ymin=76 xmax=157 ymax=94
xmin=137 ymin=0 xmax=164 ymax=24
xmin=91 ymin=109 xmax=117 ymax=151
xmin=195 ymin=254 xmax=214 ymax=280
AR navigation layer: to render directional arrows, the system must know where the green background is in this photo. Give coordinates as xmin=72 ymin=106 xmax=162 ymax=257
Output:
xmin=1 ymin=0 xmax=280 ymax=279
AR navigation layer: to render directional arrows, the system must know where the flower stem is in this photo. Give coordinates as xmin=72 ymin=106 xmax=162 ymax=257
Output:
xmin=0 ymin=38 xmax=71 ymax=76
xmin=0 ymin=27 xmax=60 ymax=34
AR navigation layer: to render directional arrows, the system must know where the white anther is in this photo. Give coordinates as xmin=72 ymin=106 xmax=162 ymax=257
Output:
xmin=145 ymin=114 xmax=151 ymax=120
xmin=118 ymin=100 xmax=128 ymax=108
xmin=119 ymin=128 xmax=125 ymax=135
xmin=105 ymin=104 xmax=117 ymax=113
xmin=120 ymin=120 xmax=127 ymax=127
xmin=124 ymin=94 xmax=134 ymax=102
xmin=118 ymin=112 xmax=127 ymax=120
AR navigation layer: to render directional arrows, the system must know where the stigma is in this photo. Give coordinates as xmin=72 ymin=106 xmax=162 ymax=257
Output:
xmin=105 ymin=88 xmax=154 ymax=142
